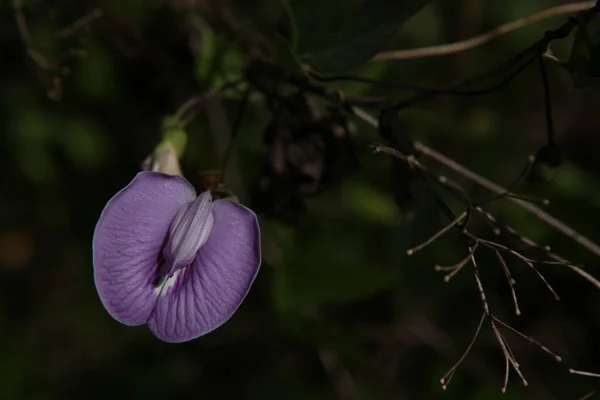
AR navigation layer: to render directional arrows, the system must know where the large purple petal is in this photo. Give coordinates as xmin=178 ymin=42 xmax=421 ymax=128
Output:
xmin=93 ymin=172 xmax=196 ymax=326
xmin=148 ymin=199 xmax=261 ymax=342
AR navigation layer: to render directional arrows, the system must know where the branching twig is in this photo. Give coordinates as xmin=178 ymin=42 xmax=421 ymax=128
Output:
xmin=370 ymin=128 xmax=580 ymax=392
xmin=492 ymin=316 xmax=562 ymax=362
xmin=373 ymin=2 xmax=596 ymax=61
xmin=434 ymin=242 xmax=478 ymax=282
xmin=476 ymin=207 xmax=600 ymax=290
xmin=440 ymin=312 xmax=486 ymax=389
xmin=250 ymin=6 xmax=600 ymax=393
xmin=356 ymin=105 xmax=600 ymax=265
xmin=373 ymin=140 xmax=567 ymax=391
xmin=373 ymin=138 xmax=600 ymax=294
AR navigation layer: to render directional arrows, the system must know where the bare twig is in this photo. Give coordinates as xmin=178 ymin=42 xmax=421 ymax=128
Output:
xmin=173 ymin=79 xmax=243 ymax=126
xmin=373 ymin=2 xmax=596 ymax=61
xmin=13 ymin=0 xmax=55 ymax=71
xmin=492 ymin=316 xmax=562 ymax=362
xmin=477 ymin=238 xmax=560 ymax=301
xmin=312 ymin=54 xmax=536 ymax=97
xmin=434 ymin=242 xmax=478 ymax=282
xmin=440 ymin=312 xmax=486 ymax=389
xmin=539 ymin=52 xmax=556 ymax=148
xmin=407 ymin=213 xmax=466 ymax=256
xmin=476 ymin=207 xmax=600 ymax=290
xmin=493 ymin=249 xmax=521 ymax=316
xmin=357 ymin=106 xmax=600 ymax=262
xmin=55 ymin=9 xmax=104 ymax=39
xmin=374 ymin=137 xmax=600 ymax=291
xmin=373 ymin=142 xmax=568 ymax=392
xmin=570 ymin=369 xmax=600 ymax=378
xmin=475 ymin=155 xmax=536 ymax=206
xmin=415 ymin=142 xmax=600 ymax=259
xmin=490 ymin=319 xmax=528 ymax=392
xmin=438 ymin=248 xmax=553 ymax=392
xmin=578 ymin=390 xmax=597 ymax=400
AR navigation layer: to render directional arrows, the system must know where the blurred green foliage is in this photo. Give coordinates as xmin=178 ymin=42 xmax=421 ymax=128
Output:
xmin=1 ymin=0 xmax=599 ymax=399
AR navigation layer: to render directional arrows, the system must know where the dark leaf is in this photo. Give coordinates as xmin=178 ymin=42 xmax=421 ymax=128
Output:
xmin=288 ymin=0 xmax=430 ymax=73
xmin=568 ymin=20 xmax=600 ymax=88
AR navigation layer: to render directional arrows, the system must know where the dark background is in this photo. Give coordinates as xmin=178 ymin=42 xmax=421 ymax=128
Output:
xmin=0 ymin=0 xmax=599 ymax=399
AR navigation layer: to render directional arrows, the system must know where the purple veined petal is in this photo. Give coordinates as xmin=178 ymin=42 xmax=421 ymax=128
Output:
xmin=163 ymin=191 xmax=214 ymax=273
xmin=93 ymin=172 xmax=196 ymax=326
xmin=148 ymin=199 xmax=261 ymax=342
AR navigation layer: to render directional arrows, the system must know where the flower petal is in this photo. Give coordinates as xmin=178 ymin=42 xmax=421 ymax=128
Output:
xmin=93 ymin=172 xmax=196 ymax=326
xmin=148 ymin=199 xmax=261 ymax=342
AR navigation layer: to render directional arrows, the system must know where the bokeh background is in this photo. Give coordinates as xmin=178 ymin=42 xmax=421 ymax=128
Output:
xmin=1 ymin=0 xmax=599 ymax=399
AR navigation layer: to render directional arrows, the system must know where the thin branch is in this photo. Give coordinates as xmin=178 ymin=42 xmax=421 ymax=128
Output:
xmin=472 ymin=250 xmax=490 ymax=315
xmin=570 ymin=369 xmax=600 ymax=378
xmin=492 ymin=316 xmax=562 ymax=362
xmin=312 ymin=55 xmax=536 ymax=97
xmin=505 ymin=193 xmax=550 ymax=205
xmin=373 ymin=2 xmax=596 ymax=61
xmin=414 ymin=141 xmax=600 ymax=259
xmin=357 ymin=106 xmax=600 ymax=261
xmin=490 ymin=320 xmax=528 ymax=392
xmin=376 ymin=142 xmax=568 ymax=391
xmin=477 ymin=238 xmax=560 ymax=301
xmin=435 ymin=242 xmax=478 ymax=282
xmin=476 ymin=207 xmax=600 ymax=290
xmin=473 ymin=253 xmax=530 ymax=391
xmin=13 ymin=0 xmax=56 ymax=71
xmin=172 ymin=79 xmax=244 ymax=126
xmin=388 ymin=2 xmax=600 ymax=112
xmin=55 ymin=9 xmax=104 ymax=39
xmin=539 ymin=52 xmax=556 ymax=147
xmin=407 ymin=213 xmax=466 ymax=256
xmin=374 ymin=138 xmax=600 ymax=294
xmin=493 ymin=249 xmax=521 ymax=316
xmin=440 ymin=312 xmax=487 ymax=390
xmin=578 ymin=390 xmax=597 ymax=400
xmin=475 ymin=155 xmax=535 ymax=206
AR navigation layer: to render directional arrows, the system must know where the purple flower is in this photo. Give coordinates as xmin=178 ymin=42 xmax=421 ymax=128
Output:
xmin=92 ymin=172 xmax=261 ymax=342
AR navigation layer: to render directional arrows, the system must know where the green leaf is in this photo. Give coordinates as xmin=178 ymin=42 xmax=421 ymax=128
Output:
xmin=268 ymin=32 xmax=306 ymax=75
xmin=288 ymin=0 xmax=430 ymax=73
xmin=259 ymin=1 xmax=305 ymax=75
xmin=277 ymin=0 xmax=298 ymax=46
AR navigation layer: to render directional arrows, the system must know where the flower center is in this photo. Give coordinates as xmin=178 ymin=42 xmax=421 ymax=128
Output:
xmin=163 ymin=191 xmax=214 ymax=275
